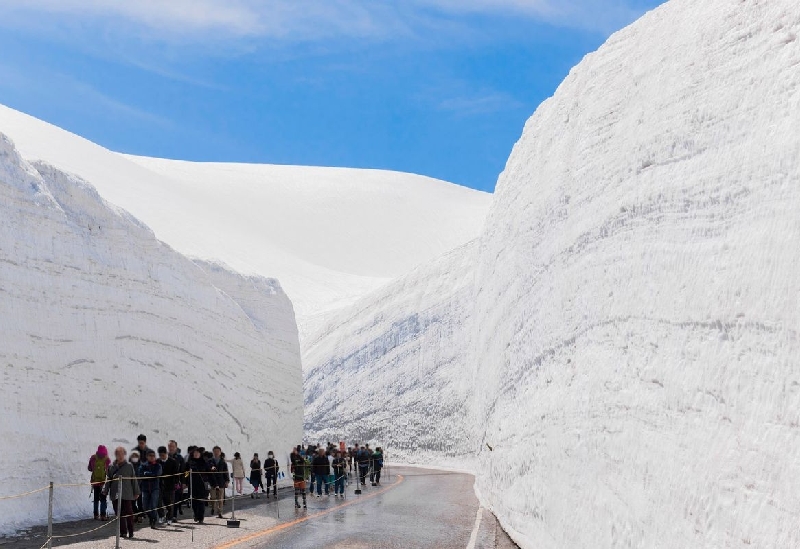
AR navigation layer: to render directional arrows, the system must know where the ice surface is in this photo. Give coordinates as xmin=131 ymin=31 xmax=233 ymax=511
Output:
xmin=305 ymin=1 xmax=800 ymax=547
xmin=0 ymin=105 xmax=492 ymax=339
xmin=0 ymin=134 xmax=302 ymax=532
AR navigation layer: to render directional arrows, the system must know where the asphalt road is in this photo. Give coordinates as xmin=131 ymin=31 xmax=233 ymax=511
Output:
xmin=220 ymin=467 xmax=519 ymax=549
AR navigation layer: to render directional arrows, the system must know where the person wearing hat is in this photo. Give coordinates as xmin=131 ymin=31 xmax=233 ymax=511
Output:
xmin=88 ymin=445 xmax=110 ymax=520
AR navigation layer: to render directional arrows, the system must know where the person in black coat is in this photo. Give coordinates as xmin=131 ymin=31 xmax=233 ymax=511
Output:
xmin=264 ymin=451 xmax=279 ymax=498
xmin=250 ymin=454 xmax=264 ymax=499
xmin=158 ymin=447 xmax=179 ymax=523
xmin=311 ymin=449 xmax=331 ymax=497
xmin=186 ymin=448 xmax=210 ymax=524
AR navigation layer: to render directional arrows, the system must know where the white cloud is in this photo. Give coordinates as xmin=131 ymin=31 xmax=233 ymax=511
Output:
xmin=0 ymin=0 xmax=655 ymax=44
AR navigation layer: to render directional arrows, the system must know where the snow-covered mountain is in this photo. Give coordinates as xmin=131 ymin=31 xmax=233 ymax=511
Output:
xmin=0 ymin=134 xmax=302 ymax=531
xmin=0 ymin=105 xmax=492 ymax=339
xmin=305 ymin=1 xmax=800 ymax=547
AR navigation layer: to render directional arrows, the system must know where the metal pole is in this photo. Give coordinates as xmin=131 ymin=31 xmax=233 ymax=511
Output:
xmin=115 ymin=476 xmax=122 ymax=549
xmin=230 ymin=475 xmax=235 ymax=520
xmin=189 ymin=470 xmax=194 ymax=543
xmin=46 ymin=482 xmax=53 ymax=549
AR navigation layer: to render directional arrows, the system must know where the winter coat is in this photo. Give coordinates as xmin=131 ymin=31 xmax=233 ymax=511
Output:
xmin=356 ymin=449 xmax=370 ymax=469
xmin=159 ymin=456 xmax=179 ymax=493
xmin=137 ymin=461 xmax=162 ymax=493
xmin=371 ymin=451 xmax=384 ymax=471
xmin=290 ymin=453 xmax=309 ymax=481
xmin=250 ymin=460 xmax=262 ymax=486
xmin=104 ymin=461 xmax=140 ymax=502
xmin=186 ymin=456 xmax=209 ymax=499
xmin=208 ymin=457 xmax=229 ymax=488
xmin=231 ymin=458 xmax=245 ymax=479
xmin=311 ymin=455 xmax=331 ymax=476
xmin=332 ymin=457 xmax=346 ymax=477
xmin=264 ymin=457 xmax=279 ymax=477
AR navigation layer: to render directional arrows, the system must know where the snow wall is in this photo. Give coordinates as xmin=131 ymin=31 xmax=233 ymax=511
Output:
xmin=305 ymin=1 xmax=800 ymax=547
xmin=0 ymin=134 xmax=303 ymax=532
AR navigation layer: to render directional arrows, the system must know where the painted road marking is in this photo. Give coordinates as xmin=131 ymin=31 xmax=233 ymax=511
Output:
xmin=465 ymin=506 xmax=483 ymax=549
xmin=216 ymin=474 xmax=405 ymax=549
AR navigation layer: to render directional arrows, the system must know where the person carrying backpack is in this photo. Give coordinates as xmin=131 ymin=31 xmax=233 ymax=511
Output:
xmin=370 ymin=447 xmax=384 ymax=486
xmin=264 ymin=451 xmax=279 ymax=498
xmin=88 ymin=445 xmax=110 ymax=520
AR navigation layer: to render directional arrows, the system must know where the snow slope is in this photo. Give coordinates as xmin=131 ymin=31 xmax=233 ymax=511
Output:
xmin=0 ymin=134 xmax=302 ymax=532
xmin=0 ymin=105 xmax=492 ymax=338
xmin=305 ymin=1 xmax=800 ymax=547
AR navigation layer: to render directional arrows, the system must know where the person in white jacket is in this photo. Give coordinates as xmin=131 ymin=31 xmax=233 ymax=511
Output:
xmin=230 ymin=452 xmax=246 ymax=495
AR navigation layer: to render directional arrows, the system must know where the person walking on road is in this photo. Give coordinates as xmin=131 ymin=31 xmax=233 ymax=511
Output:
xmin=88 ymin=445 xmax=110 ymax=520
xmin=104 ymin=447 xmax=140 ymax=539
xmin=186 ymin=447 xmax=210 ymax=524
xmin=138 ymin=450 xmax=162 ymax=529
xmin=209 ymin=446 xmax=229 ymax=518
xmin=311 ymin=448 xmax=330 ymax=497
xmin=168 ymin=440 xmax=186 ymax=519
xmin=356 ymin=445 xmax=370 ymax=486
xmin=264 ymin=451 xmax=280 ymax=498
xmin=230 ymin=452 xmax=246 ymax=495
xmin=158 ymin=446 xmax=178 ymax=524
xmin=250 ymin=453 xmax=263 ymax=499
xmin=371 ymin=447 xmax=384 ymax=486
xmin=290 ymin=447 xmax=308 ymax=509
xmin=332 ymin=450 xmax=347 ymax=497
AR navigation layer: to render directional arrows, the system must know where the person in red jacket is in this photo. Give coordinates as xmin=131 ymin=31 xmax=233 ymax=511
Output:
xmin=88 ymin=445 xmax=111 ymax=520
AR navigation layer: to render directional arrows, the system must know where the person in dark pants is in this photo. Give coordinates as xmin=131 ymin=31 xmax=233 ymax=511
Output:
xmin=356 ymin=445 xmax=370 ymax=486
xmin=332 ymin=451 xmax=347 ymax=497
xmin=158 ymin=447 xmax=178 ymax=524
xmin=88 ymin=445 xmax=110 ymax=520
xmin=290 ymin=447 xmax=308 ymax=509
xmin=186 ymin=448 xmax=209 ymax=523
xmin=104 ymin=447 xmax=140 ymax=539
xmin=311 ymin=449 xmax=330 ymax=497
xmin=168 ymin=440 xmax=185 ymax=519
xmin=264 ymin=451 xmax=279 ymax=498
xmin=370 ymin=447 xmax=384 ymax=486
xmin=128 ymin=452 xmax=144 ymax=522
xmin=138 ymin=450 xmax=162 ymax=529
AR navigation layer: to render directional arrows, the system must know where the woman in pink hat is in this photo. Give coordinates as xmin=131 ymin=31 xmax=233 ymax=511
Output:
xmin=88 ymin=445 xmax=111 ymax=520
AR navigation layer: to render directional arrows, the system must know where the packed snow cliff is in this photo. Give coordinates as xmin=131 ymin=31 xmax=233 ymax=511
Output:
xmin=305 ymin=1 xmax=800 ymax=547
xmin=0 ymin=104 xmax=492 ymax=340
xmin=0 ymin=134 xmax=302 ymax=532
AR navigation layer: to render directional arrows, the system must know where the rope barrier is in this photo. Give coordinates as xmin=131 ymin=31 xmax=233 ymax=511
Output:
xmin=0 ymin=485 xmax=50 ymax=500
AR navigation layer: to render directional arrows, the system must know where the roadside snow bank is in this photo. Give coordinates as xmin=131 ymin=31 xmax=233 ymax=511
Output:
xmin=0 ymin=134 xmax=302 ymax=533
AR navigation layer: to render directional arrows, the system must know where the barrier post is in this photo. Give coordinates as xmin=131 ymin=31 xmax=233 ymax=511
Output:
xmin=189 ymin=470 xmax=194 ymax=543
xmin=46 ymin=482 xmax=53 ymax=549
xmin=115 ymin=476 xmax=122 ymax=549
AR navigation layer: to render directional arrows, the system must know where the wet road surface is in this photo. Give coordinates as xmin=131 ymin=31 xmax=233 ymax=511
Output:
xmin=220 ymin=466 xmax=518 ymax=549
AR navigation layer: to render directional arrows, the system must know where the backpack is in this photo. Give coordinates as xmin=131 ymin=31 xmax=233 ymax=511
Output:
xmin=91 ymin=455 xmax=108 ymax=483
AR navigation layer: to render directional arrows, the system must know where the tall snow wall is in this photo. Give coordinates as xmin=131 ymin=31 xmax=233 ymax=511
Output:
xmin=0 ymin=134 xmax=303 ymax=532
xmin=306 ymin=1 xmax=800 ymax=547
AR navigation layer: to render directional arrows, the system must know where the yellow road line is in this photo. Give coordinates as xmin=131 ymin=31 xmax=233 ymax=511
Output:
xmin=216 ymin=474 xmax=405 ymax=549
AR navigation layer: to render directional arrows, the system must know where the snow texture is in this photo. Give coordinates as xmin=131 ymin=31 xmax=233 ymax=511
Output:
xmin=0 ymin=105 xmax=492 ymax=340
xmin=0 ymin=134 xmax=302 ymax=533
xmin=306 ymin=1 xmax=800 ymax=547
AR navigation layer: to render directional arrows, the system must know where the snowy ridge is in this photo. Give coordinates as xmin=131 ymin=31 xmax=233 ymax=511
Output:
xmin=0 ymin=104 xmax=492 ymax=338
xmin=306 ymin=1 xmax=800 ymax=547
xmin=0 ymin=134 xmax=302 ymax=532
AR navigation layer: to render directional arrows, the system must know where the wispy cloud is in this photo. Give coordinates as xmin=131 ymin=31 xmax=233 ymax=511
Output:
xmin=0 ymin=0 xmax=657 ymax=46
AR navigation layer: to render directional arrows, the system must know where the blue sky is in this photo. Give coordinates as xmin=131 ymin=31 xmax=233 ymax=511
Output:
xmin=0 ymin=0 xmax=665 ymax=192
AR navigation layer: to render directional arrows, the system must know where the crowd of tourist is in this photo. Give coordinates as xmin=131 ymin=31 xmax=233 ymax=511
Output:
xmin=87 ymin=434 xmax=385 ymax=538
